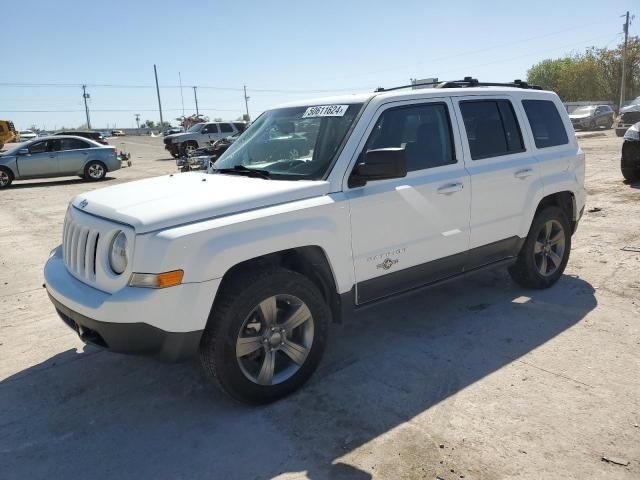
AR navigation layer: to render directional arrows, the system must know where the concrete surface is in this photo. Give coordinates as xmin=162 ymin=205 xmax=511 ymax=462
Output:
xmin=0 ymin=131 xmax=638 ymax=480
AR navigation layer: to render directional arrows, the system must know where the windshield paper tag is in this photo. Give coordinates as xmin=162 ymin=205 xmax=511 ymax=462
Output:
xmin=302 ymin=105 xmax=349 ymax=118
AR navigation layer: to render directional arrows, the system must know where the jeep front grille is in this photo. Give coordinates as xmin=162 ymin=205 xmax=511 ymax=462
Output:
xmin=62 ymin=215 xmax=100 ymax=281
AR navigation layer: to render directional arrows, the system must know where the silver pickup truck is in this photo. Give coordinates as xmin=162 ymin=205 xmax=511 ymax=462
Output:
xmin=163 ymin=121 xmax=247 ymax=158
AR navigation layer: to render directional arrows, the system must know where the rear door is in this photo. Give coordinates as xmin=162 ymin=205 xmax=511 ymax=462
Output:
xmin=218 ymin=122 xmax=235 ymax=139
xmin=453 ymin=96 xmax=540 ymax=265
xmin=17 ymin=140 xmax=59 ymax=177
xmin=57 ymin=138 xmax=93 ymax=174
xmin=347 ymin=98 xmax=471 ymax=304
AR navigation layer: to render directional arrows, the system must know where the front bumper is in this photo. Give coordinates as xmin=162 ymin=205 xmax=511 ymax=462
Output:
xmin=50 ymin=294 xmax=202 ymax=361
xmin=44 ymin=246 xmax=220 ymax=361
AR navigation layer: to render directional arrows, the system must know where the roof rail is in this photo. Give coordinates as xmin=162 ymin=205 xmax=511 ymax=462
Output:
xmin=374 ymin=77 xmax=542 ymax=93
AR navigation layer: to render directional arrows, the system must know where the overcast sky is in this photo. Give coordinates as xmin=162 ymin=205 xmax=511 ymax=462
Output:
xmin=1 ymin=0 xmax=636 ymax=130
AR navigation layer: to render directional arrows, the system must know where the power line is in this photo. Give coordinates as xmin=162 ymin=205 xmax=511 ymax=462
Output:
xmin=2 ymin=108 xmax=239 ymax=113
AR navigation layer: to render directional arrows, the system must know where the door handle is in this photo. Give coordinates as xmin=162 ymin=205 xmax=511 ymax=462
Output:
xmin=437 ymin=182 xmax=464 ymax=194
xmin=514 ymin=168 xmax=534 ymax=179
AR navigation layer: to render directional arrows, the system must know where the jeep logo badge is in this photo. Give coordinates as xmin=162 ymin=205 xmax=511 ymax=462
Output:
xmin=79 ymin=199 xmax=88 ymax=209
xmin=377 ymin=258 xmax=398 ymax=270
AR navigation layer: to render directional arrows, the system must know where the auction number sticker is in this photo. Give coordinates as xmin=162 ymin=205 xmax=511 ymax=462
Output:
xmin=302 ymin=105 xmax=349 ymax=118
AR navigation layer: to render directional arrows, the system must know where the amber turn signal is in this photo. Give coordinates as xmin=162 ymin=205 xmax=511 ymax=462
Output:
xmin=129 ymin=270 xmax=184 ymax=289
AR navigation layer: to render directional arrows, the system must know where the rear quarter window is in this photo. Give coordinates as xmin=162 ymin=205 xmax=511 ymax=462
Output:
xmin=522 ymin=100 xmax=569 ymax=148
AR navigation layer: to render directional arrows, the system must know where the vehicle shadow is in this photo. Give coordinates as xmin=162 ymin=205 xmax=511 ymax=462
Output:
xmin=0 ymin=270 xmax=596 ymax=480
xmin=8 ymin=177 xmax=116 ymax=189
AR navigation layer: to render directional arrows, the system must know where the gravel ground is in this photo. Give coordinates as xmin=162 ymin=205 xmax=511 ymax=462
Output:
xmin=0 ymin=131 xmax=638 ymax=480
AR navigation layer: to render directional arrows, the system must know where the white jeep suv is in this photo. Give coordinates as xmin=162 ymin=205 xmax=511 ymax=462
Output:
xmin=44 ymin=78 xmax=585 ymax=404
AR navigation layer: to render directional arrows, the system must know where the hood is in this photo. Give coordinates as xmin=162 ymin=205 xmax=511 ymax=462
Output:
xmin=569 ymin=113 xmax=591 ymax=119
xmin=164 ymin=132 xmax=191 ymax=140
xmin=72 ymin=172 xmax=331 ymax=233
xmin=620 ymin=103 xmax=640 ymax=114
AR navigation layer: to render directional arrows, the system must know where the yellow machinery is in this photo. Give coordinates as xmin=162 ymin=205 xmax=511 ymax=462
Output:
xmin=0 ymin=120 xmax=17 ymax=149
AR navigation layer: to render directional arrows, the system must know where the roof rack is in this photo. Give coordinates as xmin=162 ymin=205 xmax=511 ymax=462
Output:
xmin=374 ymin=77 xmax=542 ymax=93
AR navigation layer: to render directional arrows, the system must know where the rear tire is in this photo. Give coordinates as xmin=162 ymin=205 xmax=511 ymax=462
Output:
xmin=509 ymin=206 xmax=571 ymax=289
xmin=0 ymin=167 xmax=13 ymax=188
xmin=199 ymin=267 xmax=330 ymax=404
xmin=84 ymin=161 xmax=106 ymax=181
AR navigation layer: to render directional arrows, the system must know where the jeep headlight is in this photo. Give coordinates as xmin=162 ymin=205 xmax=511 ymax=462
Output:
xmin=624 ymin=124 xmax=640 ymax=142
xmin=109 ymin=231 xmax=128 ymax=274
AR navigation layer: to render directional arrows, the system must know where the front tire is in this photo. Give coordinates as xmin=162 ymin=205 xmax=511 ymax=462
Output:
xmin=509 ymin=206 xmax=571 ymax=289
xmin=0 ymin=167 xmax=13 ymax=188
xmin=200 ymin=268 xmax=330 ymax=404
xmin=621 ymin=167 xmax=640 ymax=182
xmin=84 ymin=161 xmax=106 ymax=181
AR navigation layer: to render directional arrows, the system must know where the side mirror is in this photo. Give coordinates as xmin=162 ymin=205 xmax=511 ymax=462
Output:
xmin=17 ymin=148 xmax=29 ymax=156
xmin=349 ymin=146 xmax=407 ymax=188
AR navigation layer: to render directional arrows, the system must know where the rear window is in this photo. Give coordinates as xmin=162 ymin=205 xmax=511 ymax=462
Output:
xmin=219 ymin=123 xmax=233 ymax=133
xmin=459 ymin=100 xmax=524 ymax=160
xmin=522 ymin=100 xmax=569 ymax=148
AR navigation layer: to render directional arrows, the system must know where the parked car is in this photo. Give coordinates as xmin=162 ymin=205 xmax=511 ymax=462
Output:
xmin=0 ymin=120 xmax=17 ymax=149
xmin=569 ymin=105 xmax=614 ymax=130
xmin=44 ymin=79 xmax=585 ymax=404
xmin=0 ymin=136 xmax=120 ymax=188
xmin=100 ymin=131 xmax=112 ymax=138
xmin=621 ymin=122 xmax=640 ymax=182
xmin=615 ymin=96 xmax=640 ymax=137
xmin=164 ymin=121 xmax=246 ymax=158
xmin=54 ymin=130 xmax=108 ymax=145
xmin=38 ymin=131 xmax=52 ymax=137
xmin=17 ymin=130 xmax=37 ymax=142
xmin=112 ymin=129 xmax=126 ymax=137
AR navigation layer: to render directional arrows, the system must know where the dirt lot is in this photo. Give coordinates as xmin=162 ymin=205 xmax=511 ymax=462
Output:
xmin=0 ymin=132 xmax=638 ymax=480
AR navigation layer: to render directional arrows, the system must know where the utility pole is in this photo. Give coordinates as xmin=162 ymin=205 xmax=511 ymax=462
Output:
xmin=82 ymin=85 xmax=91 ymax=129
xmin=154 ymin=64 xmax=164 ymax=129
xmin=243 ymin=85 xmax=250 ymax=121
xmin=619 ymin=11 xmax=630 ymax=111
xmin=135 ymin=114 xmax=141 ymax=129
xmin=179 ymin=72 xmax=185 ymax=116
xmin=193 ymin=86 xmax=200 ymax=116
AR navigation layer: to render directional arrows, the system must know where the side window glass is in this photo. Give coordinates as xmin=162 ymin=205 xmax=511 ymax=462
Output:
xmin=29 ymin=141 xmax=47 ymax=154
xmin=459 ymin=100 xmax=524 ymax=160
xmin=364 ymin=103 xmax=455 ymax=172
xmin=522 ymin=100 xmax=569 ymax=148
xmin=220 ymin=123 xmax=233 ymax=133
xmin=60 ymin=138 xmax=89 ymax=151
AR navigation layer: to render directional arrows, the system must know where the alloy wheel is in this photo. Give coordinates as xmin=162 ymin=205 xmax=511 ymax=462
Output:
xmin=0 ymin=171 xmax=9 ymax=187
xmin=88 ymin=164 xmax=104 ymax=179
xmin=534 ymin=219 xmax=565 ymax=277
xmin=236 ymin=294 xmax=314 ymax=386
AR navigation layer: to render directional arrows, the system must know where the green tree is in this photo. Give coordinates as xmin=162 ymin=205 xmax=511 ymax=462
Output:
xmin=144 ymin=120 xmax=156 ymax=128
xmin=527 ymin=37 xmax=640 ymax=104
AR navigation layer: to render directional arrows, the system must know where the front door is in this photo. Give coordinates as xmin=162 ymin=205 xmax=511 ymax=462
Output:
xmin=202 ymin=123 xmax=221 ymax=143
xmin=346 ymin=98 xmax=471 ymax=304
xmin=17 ymin=140 xmax=59 ymax=177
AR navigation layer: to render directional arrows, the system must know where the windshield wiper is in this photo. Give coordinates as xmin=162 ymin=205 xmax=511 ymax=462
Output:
xmin=213 ymin=164 xmax=271 ymax=179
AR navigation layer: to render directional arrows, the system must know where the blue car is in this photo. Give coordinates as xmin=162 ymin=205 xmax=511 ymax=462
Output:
xmin=0 ymin=136 xmax=120 ymax=188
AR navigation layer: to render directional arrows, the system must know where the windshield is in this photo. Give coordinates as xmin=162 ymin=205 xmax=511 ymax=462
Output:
xmin=187 ymin=123 xmax=204 ymax=133
xmin=572 ymin=106 xmax=596 ymax=115
xmin=213 ymin=103 xmax=363 ymax=180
